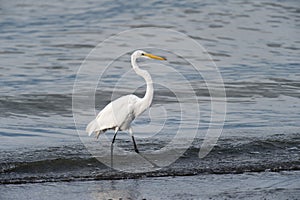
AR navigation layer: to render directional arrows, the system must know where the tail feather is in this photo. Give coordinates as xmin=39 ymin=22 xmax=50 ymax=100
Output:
xmin=86 ymin=119 xmax=99 ymax=136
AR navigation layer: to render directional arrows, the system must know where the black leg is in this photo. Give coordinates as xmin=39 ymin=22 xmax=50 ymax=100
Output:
xmin=132 ymin=135 xmax=139 ymax=153
xmin=111 ymin=128 xmax=119 ymax=168
xmin=112 ymin=129 xmax=119 ymax=143
xmin=110 ymin=142 xmax=114 ymax=168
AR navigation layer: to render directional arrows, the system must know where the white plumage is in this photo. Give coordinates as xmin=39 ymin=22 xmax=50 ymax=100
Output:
xmin=86 ymin=94 xmax=139 ymax=137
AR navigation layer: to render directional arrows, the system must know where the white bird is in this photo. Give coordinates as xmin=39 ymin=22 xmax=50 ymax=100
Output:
xmin=86 ymin=50 xmax=166 ymax=153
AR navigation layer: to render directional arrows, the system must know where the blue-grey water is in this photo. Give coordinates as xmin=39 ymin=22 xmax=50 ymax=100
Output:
xmin=0 ymin=0 xmax=299 ymax=199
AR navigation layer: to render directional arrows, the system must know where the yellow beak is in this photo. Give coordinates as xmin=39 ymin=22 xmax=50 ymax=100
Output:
xmin=144 ymin=53 xmax=167 ymax=60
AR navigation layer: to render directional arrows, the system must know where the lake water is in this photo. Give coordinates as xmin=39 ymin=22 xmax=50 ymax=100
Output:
xmin=1 ymin=0 xmax=299 ymax=199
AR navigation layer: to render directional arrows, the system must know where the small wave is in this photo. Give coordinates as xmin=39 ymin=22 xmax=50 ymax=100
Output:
xmin=1 ymin=134 xmax=299 ymax=184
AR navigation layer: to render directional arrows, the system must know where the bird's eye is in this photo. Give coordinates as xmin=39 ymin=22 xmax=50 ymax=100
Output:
xmin=141 ymin=53 xmax=144 ymax=56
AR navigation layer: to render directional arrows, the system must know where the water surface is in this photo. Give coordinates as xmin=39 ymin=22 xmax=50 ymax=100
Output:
xmin=0 ymin=0 xmax=299 ymax=197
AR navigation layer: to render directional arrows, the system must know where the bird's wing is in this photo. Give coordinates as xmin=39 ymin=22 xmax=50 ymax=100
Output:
xmin=89 ymin=95 xmax=140 ymax=133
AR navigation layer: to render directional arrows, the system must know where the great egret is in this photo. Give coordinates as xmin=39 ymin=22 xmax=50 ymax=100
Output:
xmin=86 ymin=50 xmax=166 ymax=153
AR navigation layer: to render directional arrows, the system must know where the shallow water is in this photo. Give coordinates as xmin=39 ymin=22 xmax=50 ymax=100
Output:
xmin=0 ymin=0 xmax=299 ymax=198
xmin=1 ymin=171 xmax=300 ymax=200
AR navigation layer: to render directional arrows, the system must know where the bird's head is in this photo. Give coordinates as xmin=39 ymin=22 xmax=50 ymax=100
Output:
xmin=132 ymin=50 xmax=167 ymax=61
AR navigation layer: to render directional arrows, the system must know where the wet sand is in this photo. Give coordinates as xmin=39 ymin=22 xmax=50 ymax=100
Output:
xmin=1 ymin=171 xmax=299 ymax=200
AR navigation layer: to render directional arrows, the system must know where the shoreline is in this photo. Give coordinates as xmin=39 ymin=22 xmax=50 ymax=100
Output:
xmin=1 ymin=171 xmax=299 ymax=200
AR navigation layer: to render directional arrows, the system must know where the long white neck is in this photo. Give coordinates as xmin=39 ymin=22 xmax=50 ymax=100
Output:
xmin=131 ymin=56 xmax=153 ymax=113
